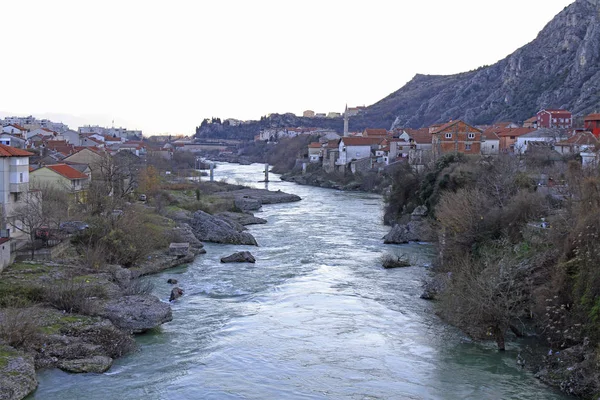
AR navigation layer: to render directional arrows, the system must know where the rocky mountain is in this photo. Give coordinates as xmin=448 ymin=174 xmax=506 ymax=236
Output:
xmin=362 ymin=0 xmax=600 ymax=129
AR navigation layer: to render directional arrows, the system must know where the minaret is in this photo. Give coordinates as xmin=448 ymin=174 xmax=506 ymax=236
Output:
xmin=343 ymin=104 xmax=349 ymax=137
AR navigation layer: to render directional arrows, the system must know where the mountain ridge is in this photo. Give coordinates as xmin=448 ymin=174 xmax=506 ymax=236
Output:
xmin=360 ymin=0 xmax=600 ymax=129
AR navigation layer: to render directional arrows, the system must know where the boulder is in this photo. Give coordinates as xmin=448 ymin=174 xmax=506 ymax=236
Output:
xmin=58 ymin=356 xmax=113 ymax=374
xmin=170 ymin=223 xmax=204 ymax=251
xmin=234 ymin=196 xmax=262 ymax=212
xmin=0 ymin=345 xmax=37 ymax=400
xmin=169 ymin=243 xmax=190 ymax=257
xmin=95 ymin=295 xmax=173 ymax=333
xmin=216 ymin=211 xmax=267 ymax=226
xmin=169 ymin=287 xmax=184 ymax=302
xmin=220 ymin=251 xmax=256 ymax=263
xmin=189 ymin=210 xmax=258 ymax=246
xmin=383 ymin=219 xmax=436 ymax=244
xmin=167 ymin=278 xmax=178 ymax=284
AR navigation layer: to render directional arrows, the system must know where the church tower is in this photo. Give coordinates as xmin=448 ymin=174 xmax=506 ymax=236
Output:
xmin=343 ymin=104 xmax=349 ymax=137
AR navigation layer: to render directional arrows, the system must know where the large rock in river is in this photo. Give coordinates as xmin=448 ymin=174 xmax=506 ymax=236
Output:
xmin=190 ymin=210 xmax=258 ymax=246
xmin=384 ymin=206 xmax=436 ymax=244
xmin=95 ymin=295 xmax=172 ymax=333
xmin=221 ymin=251 xmax=256 ymax=263
xmin=0 ymin=345 xmax=37 ymax=400
xmin=216 ymin=211 xmax=267 ymax=226
xmin=58 ymin=356 xmax=113 ymax=374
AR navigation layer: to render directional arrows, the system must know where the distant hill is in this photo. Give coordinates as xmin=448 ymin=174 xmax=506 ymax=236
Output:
xmin=363 ymin=0 xmax=600 ymax=129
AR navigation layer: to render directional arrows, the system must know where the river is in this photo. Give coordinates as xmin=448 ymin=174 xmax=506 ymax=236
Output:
xmin=30 ymin=162 xmax=568 ymax=399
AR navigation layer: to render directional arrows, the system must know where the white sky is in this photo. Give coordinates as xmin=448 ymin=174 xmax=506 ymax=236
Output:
xmin=1 ymin=0 xmax=573 ymax=136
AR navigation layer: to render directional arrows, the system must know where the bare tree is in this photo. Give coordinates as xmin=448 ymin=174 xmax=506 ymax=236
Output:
xmin=10 ymin=191 xmax=45 ymax=260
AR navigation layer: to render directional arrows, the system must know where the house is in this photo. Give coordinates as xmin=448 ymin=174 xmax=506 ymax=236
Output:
xmin=431 ymin=120 xmax=483 ymax=157
xmin=0 ymin=133 xmax=26 ymax=149
xmin=514 ymin=128 xmax=570 ymax=153
xmin=61 ymin=130 xmax=82 ymax=146
xmin=26 ymin=128 xmax=57 ymax=139
xmin=554 ymin=131 xmax=598 ymax=155
xmin=308 ymin=142 xmax=323 ymax=163
xmin=485 ymin=127 xmax=535 ymax=153
xmin=536 ymin=109 xmax=572 ymax=129
xmin=362 ymin=128 xmax=389 ymax=138
xmin=584 ymin=114 xmax=600 ymax=138
xmin=303 ymin=110 xmax=315 ymax=118
xmin=63 ymin=147 xmax=106 ymax=180
xmin=523 ymin=116 xmax=538 ymax=129
xmin=405 ymin=128 xmax=433 ymax=150
xmin=481 ymin=131 xmax=500 ymax=155
xmin=0 ymin=237 xmax=11 ymax=272
xmin=0 ymin=145 xmax=35 ymax=244
xmin=2 ymin=124 xmax=28 ymax=137
xmin=337 ymin=137 xmax=382 ymax=166
xmin=30 ymin=164 xmax=90 ymax=204
xmin=80 ymin=136 xmax=105 ymax=148
xmin=322 ymin=140 xmax=340 ymax=172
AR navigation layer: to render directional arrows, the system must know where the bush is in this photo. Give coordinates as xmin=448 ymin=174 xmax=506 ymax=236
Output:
xmin=0 ymin=303 xmax=40 ymax=349
xmin=121 ymin=278 xmax=154 ymax=296
xmin=380 ymin=254 xmax=411 ymax=269
xmin=44 ymin=280 xmax=105 ymax=314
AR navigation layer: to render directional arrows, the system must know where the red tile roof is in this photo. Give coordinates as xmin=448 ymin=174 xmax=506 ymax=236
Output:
xmin=0 ymin=144 xmax=34 ymax=157
xmin=5 ymin=124 xmax=26 ymax=131
xmin=524 ymin=116 xmax=537 ymax=123
xmin=363 ymin=128 xmax=389 ymax=137
xmin=0 ymin=237 xmax=10 ymax=245
xmin=487 ymin=127 xmax=535 ymax=138
xmin=431 ymin=120 xmax=482 ymax=134
xmin=308 ymin=142 xmax=322 ymax=148
xmin=556 ymin=131 xmax=599 ymax=146
xmin=44 ymin=164 xmax=88 ymax=180
xmin=404 ymin=128 xmax=432 ymax=144
xmin=539 ymin=109 xmax=571 ymax=115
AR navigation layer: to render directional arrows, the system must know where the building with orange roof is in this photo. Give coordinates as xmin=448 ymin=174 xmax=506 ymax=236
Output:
xmin=554 ymin=131 xmax=598 ymax=155
xmin=523 ymin=116 xmax=538 ymax=129
xmin=30 ymin=163 xmax=90 ymax=204
xmin=337 ymin=136 xmax=383 ymax=165
xmin=486 ymin=127 xmax=535 ymax=152
xmin=1 ymin=124 xmax=28 ymax=137
xmin=431 ymin=120 xmax=483 ymax=157
xmin=362 ymin=128 xmax=389 ymax=138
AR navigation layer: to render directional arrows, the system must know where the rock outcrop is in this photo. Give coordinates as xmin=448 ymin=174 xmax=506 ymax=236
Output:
xmin=169 ymin=287 xmax=184 ymax=302
xmin=58 ymin=356 xmax=113 ymax=374
xmin=0 ymin=346 xmax=37 ymax=400
xmin=95 ymin=295 xmax=173 ymax=333
xmin=214 ymin=188 xmax=301 ymax=206
xmin=216 ymin=211 xmax=267 ymax=226
xmin=220 ymin=251 xmax=256 ymax=263
xmin=189 ymin=210 xmax=258 ymax=246
xmin=383 ymin=206 xmax=436 ymax=244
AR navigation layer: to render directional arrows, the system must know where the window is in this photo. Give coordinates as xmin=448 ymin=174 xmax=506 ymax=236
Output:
xmin=510 ymin=136 xmax=515 ymax=139
xmin=19 ymin=172 xmax=23 ymax=183
xmin=445 ymin=133 xmax=452 ymax=139
xmin=560 ymin=118 xmax=564 ymax=123
xmin=492 ymin=145 xmax=495 ymax=149
xmin=553 ymin=118 xmax=557 ymax=122
xmin=468 ymin=133 xmax=475 ymax=139
xmin=465 ymin=144 xmax=472 ymax=151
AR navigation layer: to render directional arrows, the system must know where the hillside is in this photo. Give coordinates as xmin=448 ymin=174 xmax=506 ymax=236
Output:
xmin=364 ymin=0 xmax=600 ymax=128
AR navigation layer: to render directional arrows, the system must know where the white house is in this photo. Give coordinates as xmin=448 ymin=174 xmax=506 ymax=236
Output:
xmin=481 ymin=131 xmax=500 ymax=155
xmin=337 ymin=137 xmax=382 ymax=165
xmin=2 ymin=124 xmax=28 ymax=137
xmin=0 ymin=144 xmax=34 ymax=246
xmin=61 ymin=130 xmax=82 ymax=146
xmin=515 ymin=128 xmax=570 ymax=153
xmin=26 ymin=128 xmax=56 ymax=139
xmin=0 ymin=134 xmax=27 ymax=149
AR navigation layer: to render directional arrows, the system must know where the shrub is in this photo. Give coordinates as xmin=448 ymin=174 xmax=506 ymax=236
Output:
xmin=0 ymin=303 xmax=40 ymax=349
xmin=380 ymin=254 xmax=411 ymax=269
xmin=44 ymin=280 xmax=105 ymax=314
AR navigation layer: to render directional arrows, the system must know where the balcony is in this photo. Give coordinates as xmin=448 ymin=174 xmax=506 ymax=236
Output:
xmin=9 ymin=182 xmax=28 ymax=193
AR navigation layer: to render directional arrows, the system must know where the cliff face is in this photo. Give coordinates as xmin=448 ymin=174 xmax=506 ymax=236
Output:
xmin=364 ymin=0 xmax=600 ymax=129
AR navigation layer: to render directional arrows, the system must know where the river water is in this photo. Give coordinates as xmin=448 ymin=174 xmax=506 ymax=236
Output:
xmin=30 ymin=162 xmax=567 ymax=400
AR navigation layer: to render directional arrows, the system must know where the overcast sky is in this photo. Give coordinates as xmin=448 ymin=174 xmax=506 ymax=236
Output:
xmin=1 ymin=0 xmax=573 ymax=136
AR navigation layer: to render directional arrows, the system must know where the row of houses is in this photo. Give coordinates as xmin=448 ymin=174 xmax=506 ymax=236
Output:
xmin=305 ymin=110 xmax=600 ymax=173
